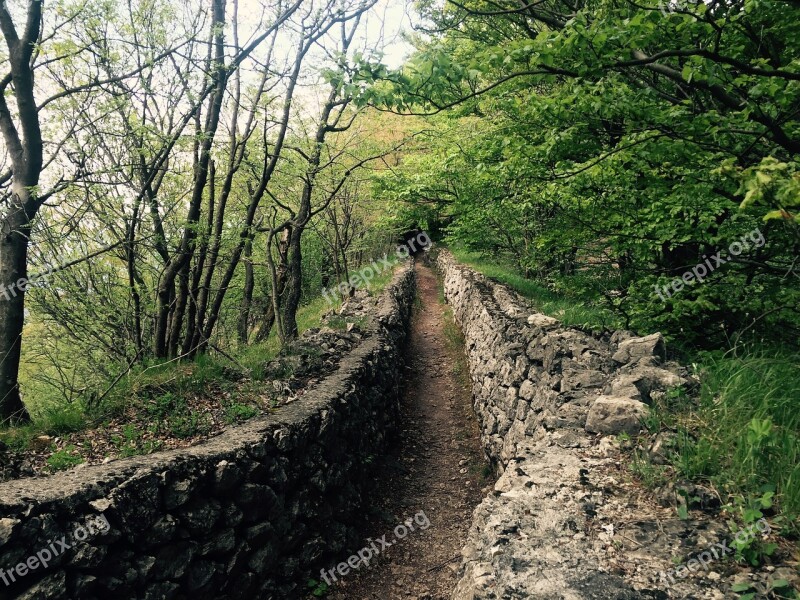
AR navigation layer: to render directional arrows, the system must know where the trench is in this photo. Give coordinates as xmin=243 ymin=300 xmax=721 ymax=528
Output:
xmin=324 ymin=261 xmax=491 ymax=600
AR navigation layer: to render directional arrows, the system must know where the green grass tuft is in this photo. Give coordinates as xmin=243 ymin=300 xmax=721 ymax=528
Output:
xmin=673 ymin=349 xmax=800 ymax=529
xmin=449 ymin=247 xmax=621 ymax=331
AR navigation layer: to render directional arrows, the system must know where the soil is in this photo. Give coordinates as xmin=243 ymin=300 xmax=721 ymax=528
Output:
xmin=322 ymin=262 xmax=492 ymax=600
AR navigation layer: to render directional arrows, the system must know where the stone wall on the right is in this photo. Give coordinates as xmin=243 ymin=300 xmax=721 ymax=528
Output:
xmin=437 ymin=249 xmax=685 ymax=471
xmin=435 ymin=250 xmax=723 ymax=599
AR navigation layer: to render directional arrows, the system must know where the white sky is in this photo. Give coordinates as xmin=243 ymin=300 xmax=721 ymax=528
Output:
xmin=361 ymin=0 xmax=415 ymax=69
xmin=235 ymin=0 xmax=414 ymax=69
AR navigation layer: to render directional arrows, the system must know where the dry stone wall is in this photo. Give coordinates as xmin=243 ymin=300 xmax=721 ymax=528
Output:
xmin=435 ymin=250 xmax=713 ymax=599
xmin=0 ymin=265 xmax=415 ymax=600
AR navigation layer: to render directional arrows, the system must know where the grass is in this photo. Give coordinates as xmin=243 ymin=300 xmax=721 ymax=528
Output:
xmin=673 ymin=349 xmax=799 ymax=531
xmin=448 ymin=246 xmax=621 ymax=332
xmin=2 ymin=264 xmax=402 ymax=461
xmin=46 ymin=445 xmax=84 ymax=472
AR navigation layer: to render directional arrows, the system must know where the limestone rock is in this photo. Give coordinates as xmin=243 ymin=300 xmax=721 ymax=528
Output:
xmin=527 ymin=313 xmax=560 ymax=329
xmin=585 ymin=395 xmax=648 ymax=435
xmin=608 ymin=365 xmax=685 ymax=402
xmin=612 ymin=332 xmax=666 ymax=364
xmin=0 ymin=517 xmax=19 ymax=544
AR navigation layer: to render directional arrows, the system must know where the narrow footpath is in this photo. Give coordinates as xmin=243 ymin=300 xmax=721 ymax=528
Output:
xmin=326 ymin=261 xmax=491 ymax=600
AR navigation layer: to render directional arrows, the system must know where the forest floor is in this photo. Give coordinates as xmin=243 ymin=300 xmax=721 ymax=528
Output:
xmin=321 ymin=262 xmax=493 ymax=600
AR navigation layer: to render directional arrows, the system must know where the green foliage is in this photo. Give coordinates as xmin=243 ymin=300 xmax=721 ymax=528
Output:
xmin=732 ymin=577 xmax=799 ymax=600
xmin=671 ymin=350 xmax=800 ymax=527
xmin=369 ymin=0 xmax=800 ymax=348
xmin=223 ymin=403 xmax=259 ymax=425
xmin=450 ymin=247 xmax=620 ymax=331
xmin=113 ymin=424 xmax=162 ymax=458
xmin=725 ymin=490 xmax=779 ymax=566
xmin=46 ymin=445 xmax=84 ymax=472
xmin=306 ymin=578 xmax=329 ymax=597
xmin=630 ymin=447 xmax=670 ymax=489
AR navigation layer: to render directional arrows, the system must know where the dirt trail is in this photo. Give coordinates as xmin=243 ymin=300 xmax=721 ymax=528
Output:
xmin=325 ymin=261 xmax=490 ymax=600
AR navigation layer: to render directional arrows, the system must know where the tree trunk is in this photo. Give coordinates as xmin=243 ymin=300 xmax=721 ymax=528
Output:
xmin=0 ymin=0 xmax=44 ymax=422
xmin=153 ymin=0 xmax=228 ymax=358
xmin=238 ymin=237 xmax=254 ymax=344
xmin=256 ymin=228 xmax=291 ymax=342
xmin=0 ymin=208 xmax=32 ymax=422
xmin=280 ymin=223 xmax=304 ymax=341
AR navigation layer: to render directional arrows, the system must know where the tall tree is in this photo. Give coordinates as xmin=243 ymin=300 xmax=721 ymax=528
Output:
xmin=0 ymin=0 xmax=44 ymax=422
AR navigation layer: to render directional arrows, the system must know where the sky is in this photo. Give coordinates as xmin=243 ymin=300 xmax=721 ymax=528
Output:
xmin=236 ymin=0 xmax=415 ymax=70
xmin=361 ymin=0 xmax=415 ymax=69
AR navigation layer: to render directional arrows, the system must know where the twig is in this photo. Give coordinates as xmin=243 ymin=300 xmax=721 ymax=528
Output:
xmin=91 ymin=349 xmax=143 ymax=408
xmin=427 ymin=554 xmax=459 ymax=572
xmin=209 ymin=342 xmax=251 ymax=375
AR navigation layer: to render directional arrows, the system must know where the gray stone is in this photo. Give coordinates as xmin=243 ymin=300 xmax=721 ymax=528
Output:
xmin=0 ymin=517 xmax=20 ymax=545
xmin=585 ymin=396 xmax=648 ymax=435
xmin=214 ymin=460 xmax=244 ymax=492
xmin=561 ymin=368 xmax=606 ymax=392
xmin=147 ymin=514 xmax=178 ymax=546
xmin=612 ymin=332 xmax=666 ymax=364
xmin=162 ymin=477 xmax=196 ymax=510
xmin=144 ymin=582 xmax=180 ymax=600
xmin=609 ymin=365 xmax=685 ymax=403
xmin=648 ymin=431 xmax=678 ymax=464
xmin=187 ymin=559 xmax=215 ymax=590
xmin=519 ymin=379 xmax=536 ymax=400
xmin=15 ymin=571 xmax=67 ymax=600
xmin=178 ymin=498 xmax=222 ymax=535
xmin=71 ymin=543 xmax=107 ymax=568
xmin=527 ymin=313 xmax=560 ymax=329
xmin=153 ymin=542 xmax=197 ymax=580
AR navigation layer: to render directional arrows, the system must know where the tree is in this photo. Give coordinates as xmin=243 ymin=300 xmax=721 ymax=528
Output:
xmin=368 ymin=0 xmax=800 ymax=345
xmin=0 ymin=0 xmax=43 ymax=421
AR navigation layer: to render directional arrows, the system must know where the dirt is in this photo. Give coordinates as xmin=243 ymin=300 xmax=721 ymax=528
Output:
xmin=322 ymin=261 xmax=492 ymax=600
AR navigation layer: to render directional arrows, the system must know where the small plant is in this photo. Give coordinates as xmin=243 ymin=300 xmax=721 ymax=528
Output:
xmin=770 ymin=579 xmax=799 ymax=599
xmin=306 ymin=578 xmax=329 ymax=597
xmin=147 ymin=392 xmax=182 ymax=421
xmin=223 ymin=403 xmax=258 ymax=424
xmin=731 ymin=580 xmax=756 ymax=599
xmin=168 ymin=411 xmax=212 ymax=439
xmin=724 ymin=488 xmax=778 ymax=566
xmin=46 ymin=445 xmax=83 ymax=472
xmin=732 ymin=578 xmax=798 ymax=599
xmin=114 ymin=424 xmax=162 ymax=457
xmin=630 ymin=448 xmax=669 ymax=488
xmin=676 ymin=504 xmax=690 ymax=520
